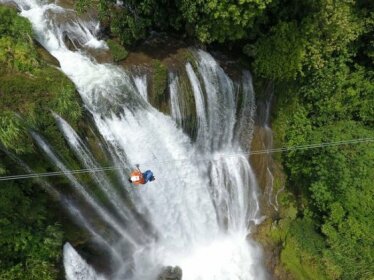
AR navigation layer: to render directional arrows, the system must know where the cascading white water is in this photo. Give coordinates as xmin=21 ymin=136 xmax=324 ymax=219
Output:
xmin=260 ymin=92 xmax=283 ymax=211
xmin=169 ymin=73 xmax=183 ymax=126
xmin=53 ymin=114 xmax=152 ymax=245
xmin=2 ymin=0 xmax=268 ymax=279
xmin=133 ymin=75 xmax=148 ymax=101
xmin=64 ymin=243 xmax=107 ymax=280
xmin=31 ymin=132 xmax=140 ymax=248
xmin=185 ymin=62 xmax=209 ymax=148
xmin=1 ymin=148 xmax=125 ymax=264
xmin=195 ymin=50 xmax=236 ymax=152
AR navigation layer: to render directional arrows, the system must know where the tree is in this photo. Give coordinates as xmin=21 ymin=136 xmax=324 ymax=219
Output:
xmin=252 ymin=21 xmax=306 ymax=80
xmin=178 ymin=0 xmax=271 ymax=43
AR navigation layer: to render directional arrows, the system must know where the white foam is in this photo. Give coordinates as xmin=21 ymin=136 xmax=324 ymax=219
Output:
xmin=64 ymin=243 xmax=108 ymax=280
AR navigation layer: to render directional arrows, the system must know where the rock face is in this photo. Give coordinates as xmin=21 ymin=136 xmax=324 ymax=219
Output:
xmin=158 ymin=266 xmax=183 ymax=280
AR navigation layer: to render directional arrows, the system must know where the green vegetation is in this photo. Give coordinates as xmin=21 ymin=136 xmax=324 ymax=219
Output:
xmin=76 ymin=0 xmax=272 ymax=45
xmin=257 ymin=1 xmax=374 ymax=278
xmin=0 ymin=6 xmax=81 ymax=154
xmin=251 ymin=21 xmax=306 ymax=80
xmin=151 ymin=59 xmax=168 ymax=104
xmin=107 ymin=39 xmax=128 ymax=61
xmin=0 ymin=6 xmax=82 ymax=279
xmin=0 ymin=178 xmax=63 ymax=280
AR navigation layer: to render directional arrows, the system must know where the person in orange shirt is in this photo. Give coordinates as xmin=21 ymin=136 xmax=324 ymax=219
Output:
xmin=128 ymin=165 xmax=155 ymax=185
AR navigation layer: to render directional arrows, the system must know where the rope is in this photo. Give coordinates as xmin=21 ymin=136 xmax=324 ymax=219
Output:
xmin=0 ymin=137 xmax=373 ymax=182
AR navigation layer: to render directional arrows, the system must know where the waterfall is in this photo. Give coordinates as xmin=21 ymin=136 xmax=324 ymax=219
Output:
xmin=53 ymin=113 xmax=154 ymax=244
xmin=64 ymin=243 xmax=107 ymax=280
xmin=169 ymin=73 xmax=183 ymax=125
xmin=0 ymin=148 xmax=124 ymax=264
xmin=195 ymin=50 xmax=236 ymax=152
xmin=133 ymin=75 xmax=148 ymax=101
xmin=2 ymin=0 xmax=268 ymax=279
xmin=31 ymin=132 xmax=140 ymax=248
xmin=185 ymin=62 xmax=209 ymax=148
xmin=256 ymin=88 xmax=281 ymax=212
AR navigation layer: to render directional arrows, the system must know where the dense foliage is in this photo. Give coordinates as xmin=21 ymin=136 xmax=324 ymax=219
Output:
xmin=262 ymin=1 xmax=374 ymax=279
xmin=0 ymin=171 xmax=63 ymax=280
xmin=0 ymin=7 xmax=81 ymax=153
xmin=76 ymin=0 xmax=272 ymax=45
xmin=0 ymin=6 xmax=82 ymax=279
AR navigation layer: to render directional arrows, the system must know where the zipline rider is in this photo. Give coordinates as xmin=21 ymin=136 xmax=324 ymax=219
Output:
xmin=128 ymin=164 xmax=155 ymax=185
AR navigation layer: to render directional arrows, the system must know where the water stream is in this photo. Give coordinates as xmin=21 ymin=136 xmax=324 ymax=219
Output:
xmin=1 ymin=1 xmax=268 ymax=279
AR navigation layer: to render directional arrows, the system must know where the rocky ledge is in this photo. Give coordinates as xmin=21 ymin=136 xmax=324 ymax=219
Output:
xmin=158 ymin=266 xmax=183 ymax=280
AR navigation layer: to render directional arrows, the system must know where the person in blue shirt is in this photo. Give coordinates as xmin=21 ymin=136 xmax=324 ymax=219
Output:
xmin=142 ymin=170 xmax=155 ymax=183
xmin=128 ymin=165 xmax=155 ymax=185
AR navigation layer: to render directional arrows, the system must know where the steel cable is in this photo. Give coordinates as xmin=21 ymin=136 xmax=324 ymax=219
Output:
xmin=0 ymin=137 xmax=373 ymax=181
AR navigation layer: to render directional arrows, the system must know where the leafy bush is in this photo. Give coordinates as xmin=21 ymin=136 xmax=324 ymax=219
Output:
xmin=76 ymin=0 xmax=272 ymax=45
xmin=0 ymin=6 xmax=82 ymax=154
xmin=253 ymin=22 xmax=306 ymax=80
xmin=0 ymin=179 xmax=63 ymax=280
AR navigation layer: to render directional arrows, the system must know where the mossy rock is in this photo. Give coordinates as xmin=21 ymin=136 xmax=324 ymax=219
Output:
xmin=152 ymin=59 xmax=168 ymax=97
xmin=148 ymin=59 xmax=169 ymax=113
xmin=107 ymin=39 xmax=128 ymax=62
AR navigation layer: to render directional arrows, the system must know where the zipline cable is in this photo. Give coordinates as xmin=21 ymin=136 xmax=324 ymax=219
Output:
xmin=0 ymin=137 xmax=373 ymax=182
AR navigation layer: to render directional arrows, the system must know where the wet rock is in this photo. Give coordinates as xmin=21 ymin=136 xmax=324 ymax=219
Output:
xmin=62 ymin=33 xmax=78 ymax=51
xmin=158 ymin=266 xmax=183 ymax=280
xmin=95 ymin=23 xmax=110 ymax=41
